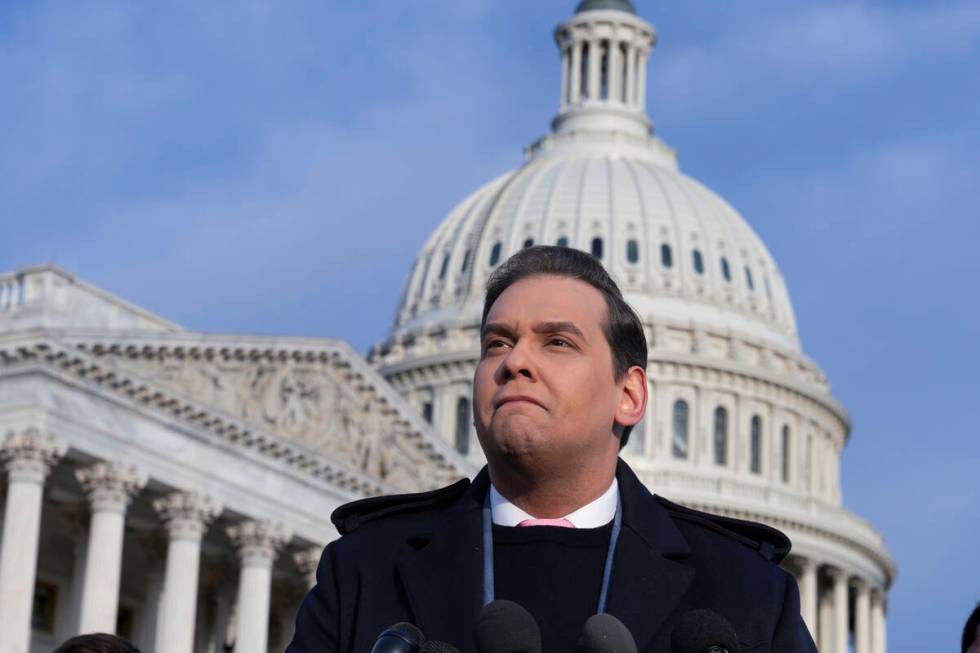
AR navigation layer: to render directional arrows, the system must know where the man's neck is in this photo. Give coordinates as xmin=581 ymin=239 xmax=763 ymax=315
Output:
xmin=488 ymin=461 xmax=618 ymax=519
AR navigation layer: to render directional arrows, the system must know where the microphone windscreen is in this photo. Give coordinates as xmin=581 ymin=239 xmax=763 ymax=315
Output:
xmin=670 ymin=610 xmax=740 ymax=653
xmin=573 ymin=613 xmax=637 ymax=653
xmin=474 ymin=600 xmax=542 ymax=653
xmin=371 ymin=622 xmax=425 ymax=653
xmin=420 ymin=641 xmax=461 ymax=653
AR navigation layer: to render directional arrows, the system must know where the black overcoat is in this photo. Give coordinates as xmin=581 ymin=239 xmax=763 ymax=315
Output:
xmin=287 ymin=459 xmax=817 ymax=653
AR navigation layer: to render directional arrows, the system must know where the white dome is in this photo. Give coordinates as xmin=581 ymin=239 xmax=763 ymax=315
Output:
xmin=371 ymin=3 xmax=894 ymax=615
xmin=392 ymin=138 xmax=799 ymax=353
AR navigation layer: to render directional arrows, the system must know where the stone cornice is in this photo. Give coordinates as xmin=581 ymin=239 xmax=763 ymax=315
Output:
xmin=0 ymin=332 xmax=474 ymax=498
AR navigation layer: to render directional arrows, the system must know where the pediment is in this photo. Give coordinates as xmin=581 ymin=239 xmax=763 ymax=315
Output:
xmin=10 ymin=334 xmax=472 ymax=494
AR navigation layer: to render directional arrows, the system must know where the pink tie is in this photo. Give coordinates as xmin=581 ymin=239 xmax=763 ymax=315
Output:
xmin=517 ymin=518 xmax=574 ymax=528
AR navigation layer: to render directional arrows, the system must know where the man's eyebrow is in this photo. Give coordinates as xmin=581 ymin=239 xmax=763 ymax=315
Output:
xmin=532 ymin=321 xmax=586 ymax=340
xmin=481 ymin=322 xmax=516 ymax=339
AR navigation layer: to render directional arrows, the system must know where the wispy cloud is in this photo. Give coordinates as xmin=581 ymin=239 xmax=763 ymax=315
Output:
xmin=654 ymin=1 xmax=980 ymax=121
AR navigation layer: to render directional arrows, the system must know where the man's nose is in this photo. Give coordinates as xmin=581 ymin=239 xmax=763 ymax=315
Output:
xmin=496 ymin=339 xmax=535 ymax=382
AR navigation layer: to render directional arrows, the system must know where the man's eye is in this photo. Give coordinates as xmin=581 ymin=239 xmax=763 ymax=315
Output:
xmin=485 ymin=339 xmax=508 ymax=350
xmin=548 ymin=338 xmax=570 ymax=347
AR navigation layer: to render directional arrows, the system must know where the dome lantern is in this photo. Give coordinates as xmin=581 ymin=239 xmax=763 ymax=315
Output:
xmin=575 ymin=0 xmax=636 ymax=15
xmin=553 ymin=0 xmax=657 ymax=138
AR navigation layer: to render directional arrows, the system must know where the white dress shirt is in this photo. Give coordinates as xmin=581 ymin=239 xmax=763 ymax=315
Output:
xmin=489 ymin=478 xmax=619 ymax=528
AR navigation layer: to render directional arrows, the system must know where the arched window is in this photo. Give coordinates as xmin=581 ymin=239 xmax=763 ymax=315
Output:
xmin=803 ymin=434 xmax=812 ymax=487
xmin=750 ymin=415 xmax=762 ymax=474
xmin=557 ymin=236 xmax=569 ymax=247
xmin=422 ymin=402 xmax=433 ymax=424
xmin=745 ymin=266 xmax=755 ymax=291
xmin=599 ymin=40 xmax=610 ymax=100
xmin=781 ymin=425 xmax=791 ymax=483
xmin=660 ymin=243 xmax=673 ymax=268
xmin=439 ymin=254 xmax=450 ymax=280
xmin=626 ymin=239 xmax=639 ymax=263
xmin=620 ymin=42 xmax=629 ymax=102
xmin=461 ymin=248 xmax=472 ymax=273
xmin=581 ymin=43 xmax=591 ymax=99
xmin=672 ymin=399 xmax=689 ymax=459
xmin=721 ymin=257 xmax=731 ymax=282
xmin=523 ymin=238 xmax=534 ymax=249
xmin=692 ymin=249 xmax=704 ymax=275
xmin=455 ymin=397 xmax=471 ymax=455
xmin=713 ymin=406 xmax=728 ymax=466
xmin=591 ymin=237 xmax=603 ymax=260
xmin=489 ymin=242 xmax=502 ymax=267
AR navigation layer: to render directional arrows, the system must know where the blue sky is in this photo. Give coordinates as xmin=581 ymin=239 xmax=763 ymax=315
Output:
xmin=1 ymin=1 xmax=978 ymax=649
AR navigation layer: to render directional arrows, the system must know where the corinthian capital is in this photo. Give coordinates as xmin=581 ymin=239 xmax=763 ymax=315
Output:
xmin=75 ymin=461 xmax=147 ymax=514
xmin=1 ymin=427 xmax=67 ymax=483
xmin=153 ymin=491 xmax=222 ymax=542
xmin=227 ymin=520 xmax=292 ymax=567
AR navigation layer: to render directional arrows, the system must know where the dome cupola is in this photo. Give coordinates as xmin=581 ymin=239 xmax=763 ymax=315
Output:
xmin=554 ymin=0 xmax=654 ymax=138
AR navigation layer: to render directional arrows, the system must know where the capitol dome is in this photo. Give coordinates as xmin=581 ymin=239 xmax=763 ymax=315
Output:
xmin=372 ymin=4 xmax=894 ymax=651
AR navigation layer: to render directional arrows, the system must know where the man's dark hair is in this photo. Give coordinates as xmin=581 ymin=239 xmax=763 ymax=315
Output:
xmin=481 ymin=245 xmax=648 ymax=448
xmin=963 ymin=603 xmax=980 ymax=653
xmin=53 ymin=633 xmax=141 ymax=653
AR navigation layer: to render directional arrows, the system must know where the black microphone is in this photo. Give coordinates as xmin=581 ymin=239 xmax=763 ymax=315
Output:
xmin=474 ymin=600 xmax=542 ymax=653
xmin=573 ymin=613 xmax=638 ymax=653
xmin=420 ymin=642 xmax=461 ymax=653
xmin=670 ymin=610 xmax=740 ymax=653
xmin=371 ymin=622 xmax=425 ymax=653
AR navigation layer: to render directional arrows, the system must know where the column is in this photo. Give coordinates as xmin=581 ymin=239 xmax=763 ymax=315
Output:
xmin=637 ymin=49 xmax=648 ymax=110
xmin=830 ymin=568 xmax=849 ymax=653
xmin=587 ymin=37 xmax=600 ymax=100
xmin=293 ymin=547 xmax=322 ymax=590
xmin=608 ymin=39 xmax=622 ymax=102
xmin=153 ymin=492 xmax=222 ymax=653
xmin=871 ymin=590 xmax=886 ymax=653
xmin=624 ymin=44 xmax=636 ymax=106
xmin=854 ymin=579 xmax=871 ymax=653
xmin=799 ymin=557 xmax=818 ymax=636
xmin=0 ymin=428 xmax=66 ymax=653
xmin=75 ymin=461 xmax=146 ymax=634
xmin=560 ymin=46 xmax=570 ymax=108
xmin=818 ymin=580 xmax=834 ymax=653
xmin=570 ymin=40 xmax=583 ymax=104
xmin=227 ymin=520 xmax=292 ymax=653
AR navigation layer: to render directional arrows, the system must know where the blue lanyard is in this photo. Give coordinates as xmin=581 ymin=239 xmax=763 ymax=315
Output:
xmin=481 ymin=490 xmax=623 ymax=614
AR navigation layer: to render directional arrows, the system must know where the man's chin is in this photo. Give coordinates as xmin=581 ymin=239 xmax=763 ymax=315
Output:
xmin=487 ymin=415 xmax=548 ymax=460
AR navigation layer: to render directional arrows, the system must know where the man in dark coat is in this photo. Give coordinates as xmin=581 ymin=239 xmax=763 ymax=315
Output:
xmin=288 ymin=246 xmax=816 ymax=652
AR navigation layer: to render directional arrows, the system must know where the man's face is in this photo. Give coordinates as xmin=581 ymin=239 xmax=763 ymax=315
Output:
xmin=473 ymin=274 xmax=635 ymax=476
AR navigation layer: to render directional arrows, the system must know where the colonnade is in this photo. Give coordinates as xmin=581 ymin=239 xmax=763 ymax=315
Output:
xmin=0 ymin=428 xmax=320 ymax=653
xmin=559 ymin=32 xmax=650 ymax=109
xmin=791 ymin=555 xmax=888 ymax=653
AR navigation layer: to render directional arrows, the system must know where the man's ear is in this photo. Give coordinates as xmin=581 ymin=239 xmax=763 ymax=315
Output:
xmin=615 ymin=365 xmax=647 ymax=428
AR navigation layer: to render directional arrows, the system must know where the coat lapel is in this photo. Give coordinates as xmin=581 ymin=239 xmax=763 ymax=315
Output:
xmin=394 ymin=462 xmax=692 ymax=653
xmin=606 ymin=460 xmax=695 ymax=653
xmin=395 ymin=469 xmax=489 ymax=652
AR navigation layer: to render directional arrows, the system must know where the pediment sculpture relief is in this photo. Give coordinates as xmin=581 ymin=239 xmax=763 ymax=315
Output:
xmin=100 ymin=354 xmax=437 ymax=491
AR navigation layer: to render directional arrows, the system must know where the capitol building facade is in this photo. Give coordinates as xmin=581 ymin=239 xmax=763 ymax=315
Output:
xmin=0 ymin=1 xmax=893 ymax=652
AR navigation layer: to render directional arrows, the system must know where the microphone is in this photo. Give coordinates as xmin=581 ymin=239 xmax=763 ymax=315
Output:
xmin=573 ymin=613 xmax=637 ymax=653
xmin=371 ymin=622 xmax=425 ymax=653
xmin=474 ymin=600 xmax=542 ymax=653
xmin=420 ymin=642 xmax=461 ymax=653
xmin=670 ymin=610 xmax=740 ymax=653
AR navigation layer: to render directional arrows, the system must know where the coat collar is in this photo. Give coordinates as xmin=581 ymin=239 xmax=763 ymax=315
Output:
xmin=395 ymin=467 xmax=489 ymax=651
xmin=606 ymin=459 xmax=694 ymax=652
xmin=395 ymin=460 xmax=694 ymax=653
